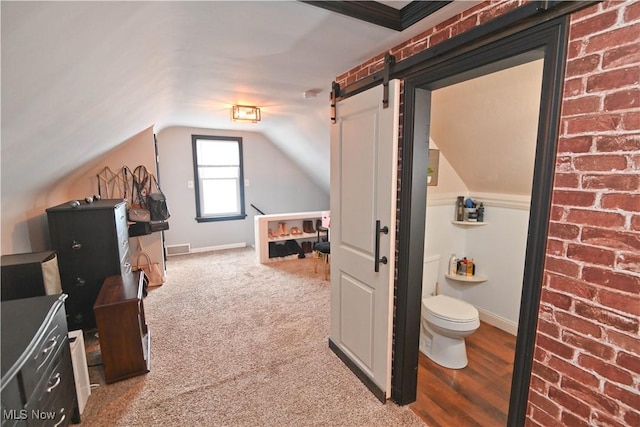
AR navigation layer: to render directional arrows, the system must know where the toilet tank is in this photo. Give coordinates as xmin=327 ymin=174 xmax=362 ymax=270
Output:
xmin=422 ymin=254 xmax=441 ymax=298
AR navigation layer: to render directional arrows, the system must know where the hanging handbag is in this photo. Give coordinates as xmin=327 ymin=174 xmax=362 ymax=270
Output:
xmin=148 ymin=175 xmax=170 ymax=221
xmin=134 ymin=251 xmax=164 ymax=288
xmin=127 ymin=165 xmax=153 ymax=222
xmin=128 ymin=208 xmax=151 ymax=222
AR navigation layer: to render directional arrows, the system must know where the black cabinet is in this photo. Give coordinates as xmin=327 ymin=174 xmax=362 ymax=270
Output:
xmin=1 ymin=251 xmax=61 ymax=301
xmin=47 ymin=199 xmax=132 ymax=330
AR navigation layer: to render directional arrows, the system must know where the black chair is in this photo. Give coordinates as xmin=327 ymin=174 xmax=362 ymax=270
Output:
xmin=313 ymin=226 xmax=330 ymax=280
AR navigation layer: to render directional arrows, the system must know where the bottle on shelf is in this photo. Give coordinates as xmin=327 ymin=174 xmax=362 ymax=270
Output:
xmin=456 ymin=257 xmax=467 ymax=275
xmin=449 ymin=254 xmax=457 ymax=275
xmin=477 ymin=203 xmax=485 ymax=222
xmin=455 ymin=196 xmax=465 ymax=221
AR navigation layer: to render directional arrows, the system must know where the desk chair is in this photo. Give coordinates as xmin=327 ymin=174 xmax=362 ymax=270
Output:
xmin=313 ymin=226 xmax=330 ymax=280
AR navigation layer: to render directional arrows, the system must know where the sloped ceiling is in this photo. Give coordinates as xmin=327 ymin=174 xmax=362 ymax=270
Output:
xmin=431 ymin=59 xmax=545 ymax=197
xmin=1 ymin=0 xmax=476 ymax=205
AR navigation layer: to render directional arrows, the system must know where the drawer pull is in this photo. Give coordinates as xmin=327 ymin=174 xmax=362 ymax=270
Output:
xmin=42 ymin=337 xmax=58 ymax=355
xmin=47 ymin=373 xmax=61 ymax=392
xmin=75 ymin=277 xmax=86 ymax=286
xmin=53 ymin=413 xmax=66 ymax=427
xmin=71 ymin=241 xmax=82 ymax=250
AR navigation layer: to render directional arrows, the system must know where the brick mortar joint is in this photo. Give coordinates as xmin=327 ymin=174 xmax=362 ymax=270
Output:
xmin=546 ymin=250 xmax=640 ymax=280
xmin=538 ymin=307 xmax=638 ymax=371
xmin=563 ymin=85 xmax=640 ymax=102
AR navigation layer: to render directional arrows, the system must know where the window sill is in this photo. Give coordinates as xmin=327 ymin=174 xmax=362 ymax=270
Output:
xmin=195 ymin=214 xmax=247 ymax=223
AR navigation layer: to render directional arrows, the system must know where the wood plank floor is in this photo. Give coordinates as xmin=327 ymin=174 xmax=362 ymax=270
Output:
xmin=410 ymin=321 xmax=516 ymax=427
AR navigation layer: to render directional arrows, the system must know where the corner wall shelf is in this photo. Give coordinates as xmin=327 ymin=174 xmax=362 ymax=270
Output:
xmin=451 ymin=220 xmax=488 ymax=226
xmin=445 ymin=273 xmax=488 ymax=283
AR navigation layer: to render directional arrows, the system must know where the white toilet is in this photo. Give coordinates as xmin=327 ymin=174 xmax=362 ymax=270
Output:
xmin=420 ymin=254 xmax=480 ymax=369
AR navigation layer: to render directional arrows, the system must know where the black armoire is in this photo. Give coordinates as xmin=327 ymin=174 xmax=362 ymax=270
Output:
xmin=47 ymin=199 xmax=131 ymax=329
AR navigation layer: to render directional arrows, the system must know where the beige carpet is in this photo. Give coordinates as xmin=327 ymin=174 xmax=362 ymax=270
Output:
xmin=80 ymin=247 xmax=424 ymax=426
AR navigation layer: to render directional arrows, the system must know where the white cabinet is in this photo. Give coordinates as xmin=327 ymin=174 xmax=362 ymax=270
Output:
xmin=254 ymin=211 xmax=325 ymax=264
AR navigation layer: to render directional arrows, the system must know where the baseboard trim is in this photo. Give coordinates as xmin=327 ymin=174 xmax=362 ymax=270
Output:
xmin=190 ymin=243 xmax=247 ymax=254
xmin=477 ymin=308 xmax=518 ymax=336
xmin=328 ymin=338 xmax=386 ymax=403
xmin=167 ymin=242 xmax=247 ymax=256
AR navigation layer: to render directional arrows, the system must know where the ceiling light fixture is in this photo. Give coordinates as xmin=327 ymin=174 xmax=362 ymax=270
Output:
xmin=231 ymin=105 xmax=261 ymax=123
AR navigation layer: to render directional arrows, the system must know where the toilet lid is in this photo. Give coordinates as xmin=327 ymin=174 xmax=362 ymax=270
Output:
xmin=423 ymin=295 xmax=478 ymax=322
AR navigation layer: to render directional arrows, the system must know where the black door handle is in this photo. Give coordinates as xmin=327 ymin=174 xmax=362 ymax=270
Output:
xmin=375 ymin=220 xmax=389 ymax=272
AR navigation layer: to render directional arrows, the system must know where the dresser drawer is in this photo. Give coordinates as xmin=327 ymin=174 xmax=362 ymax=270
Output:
xmin=25 ymin=343 xmax=74 ymax=427
xmin=2 ymin=296 xmax=78 ymax=427
xmin=112 ymin=202 xmax=131 ymax=269
xmin=21 ymin=308 xmax=67 ymax=401
xmin=1 ymin=375 xmax=27 ymax=427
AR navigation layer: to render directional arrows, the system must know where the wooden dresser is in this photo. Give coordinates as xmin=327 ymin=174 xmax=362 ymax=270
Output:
xmin=47 ymin=199 xmax=132 ymax=330
xmin=1 ymin=294 xmax=79 ymax=426
xmin=94 ymin=272 xmax=150 ymax=384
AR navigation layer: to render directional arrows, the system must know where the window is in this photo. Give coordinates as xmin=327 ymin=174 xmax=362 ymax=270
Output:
xmin=192 ymin=135 xmax=246 ymax=222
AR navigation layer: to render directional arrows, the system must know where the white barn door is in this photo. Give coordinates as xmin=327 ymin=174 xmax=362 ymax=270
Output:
xmin=329 ymin=80 xmax=399 ymax=400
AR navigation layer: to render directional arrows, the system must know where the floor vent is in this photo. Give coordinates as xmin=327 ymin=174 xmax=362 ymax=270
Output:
xmin=166 ymin=244 xmax=191 ymax=256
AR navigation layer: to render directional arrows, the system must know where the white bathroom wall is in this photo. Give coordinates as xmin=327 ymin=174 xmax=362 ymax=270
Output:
xmin=423 ymin=194 xmax=529 ymax=335
xmin=424 ymin=202 xmax=466 ymax=297
xmin=424 ymin=140 xmax=531 ymax=334
xmin=424 ymin=197 xmax=530 ymax=335
xmin=462 ymin=198 xmax=530 ymax=334
xmin=424 ymin=139 xmax=468 ymax=297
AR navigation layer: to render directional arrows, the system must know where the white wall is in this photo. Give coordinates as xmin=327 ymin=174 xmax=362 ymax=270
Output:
xmin=423 ymin=194 xmax=529 ymax=333
xmin=156 ymin=126 xmax=329 ymax=251
xmin=424 ymin=176 xmax=531 ymax=334
xmin=462 ymin=199 xmax=530 ymax=331
xmin=425 ymin=137 xmax=532 ymax=333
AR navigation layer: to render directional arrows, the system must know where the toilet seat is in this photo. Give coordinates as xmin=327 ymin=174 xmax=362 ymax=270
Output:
xmin=423 ymin=294 xmax=478 ymax=323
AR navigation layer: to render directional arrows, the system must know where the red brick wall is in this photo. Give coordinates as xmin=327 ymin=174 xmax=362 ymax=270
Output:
xmin=532 ymin=1 xmax=639 ymax=426
xmin=336 ymin=1 xmax=640 ymax=425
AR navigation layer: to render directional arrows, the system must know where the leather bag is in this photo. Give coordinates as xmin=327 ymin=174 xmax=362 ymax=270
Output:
xmin=148 ymin=175 xmax=170 ymax=221
xmin=148 ymin=193 xmax=170 ymax=221
xmin=128 ymin=207 xmax=150 ymax=223
xmin=134 ymin=251 xmax=164 ymax=288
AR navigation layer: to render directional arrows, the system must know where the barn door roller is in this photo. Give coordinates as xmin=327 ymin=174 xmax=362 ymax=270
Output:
xmin=330 ymin=52 xmax=396 ymax=122
xmin=382 ymin=52 xmax=395 ymax=109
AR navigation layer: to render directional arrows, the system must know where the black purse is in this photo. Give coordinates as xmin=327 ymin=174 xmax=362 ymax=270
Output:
xmin=148 ymin=175 xmax=170 ymax=221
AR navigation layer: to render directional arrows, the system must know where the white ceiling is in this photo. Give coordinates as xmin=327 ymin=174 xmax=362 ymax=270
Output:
xmin=1 ymin=1 xmax=476 ymax=200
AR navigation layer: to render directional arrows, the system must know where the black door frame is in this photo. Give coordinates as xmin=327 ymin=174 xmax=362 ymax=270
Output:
xmin=393 ymin=15 xmax=569 ymax=427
